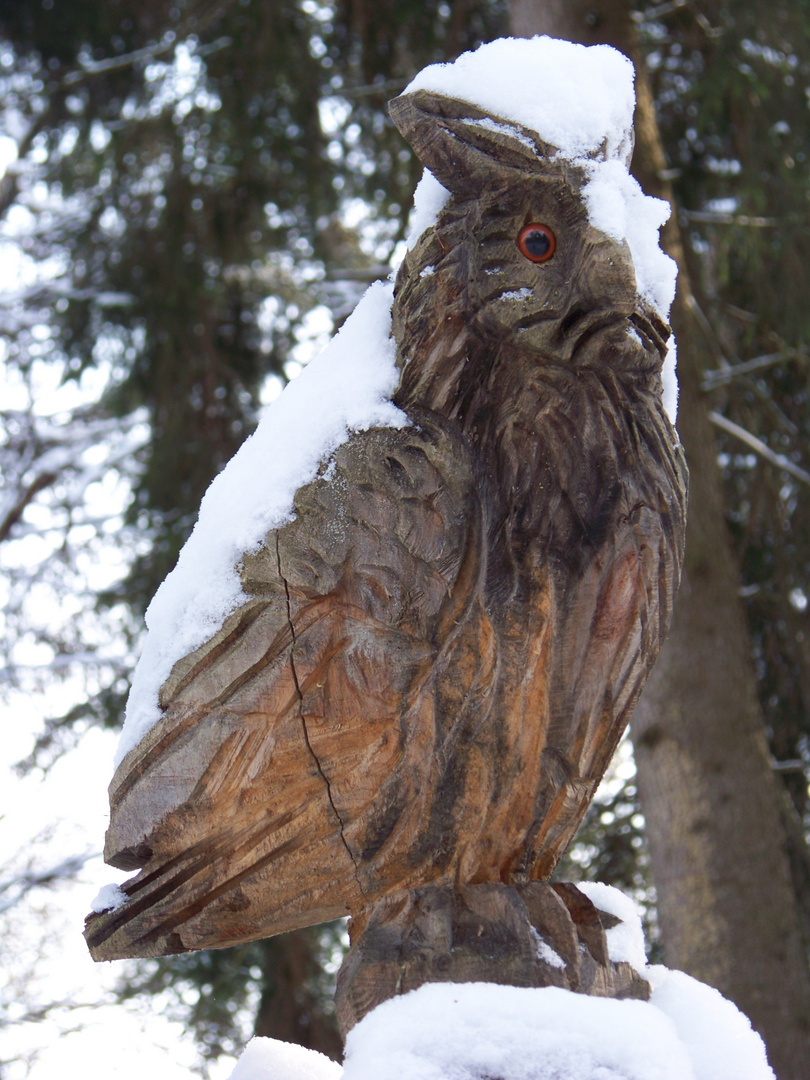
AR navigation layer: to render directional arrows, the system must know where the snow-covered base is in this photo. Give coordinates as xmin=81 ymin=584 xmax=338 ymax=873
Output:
xmin=337 ymin=974 xmax=774 ymax=1080
xmin=226 ymin=883 xmax=774 ymax=1080
xmin=227 ymin=971 xmax=774 ymax=1080
xmin=227 ymin=972 xmax=773 ymax=1080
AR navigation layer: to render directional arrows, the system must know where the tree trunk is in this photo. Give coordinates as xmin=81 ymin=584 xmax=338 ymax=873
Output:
xmin=253 ymin=932 xmax=342 ymax=1061
xmin=507 ymin=2 xmax=810 ymax=1076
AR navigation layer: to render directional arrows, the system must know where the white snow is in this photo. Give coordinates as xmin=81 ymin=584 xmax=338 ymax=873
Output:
xmin=228 ymin=976 xmax=774 ymax=1080
xmin=404 ymin=36 xmax=635 ymax=162
xmin=406 ymin=168 xmax=450 ymax=249
xmin=465 ymin=115 xmax=540 ymax=152
xmin=581 ymin=157 xmax=677 ymax=320
xmin=90 ymin=882 xmax=128 ymax=913
xmin=225 ymin=885 xmax=774 ymax=1080
xmin=115 ymin=281 xmax=405 ymax=765
xmin=341 ymin=983 xmax=691 ymax=1080
xmin=226 ymin=886 xmax=774 ymax=1080
xmin=577 ymin=881 xmax=648 ymax=975
xmin=663 ymin=338 xmax=679 ymax=420
xmin=648 ymin=967 xmax=774 ymax=1080
xmin=228 ymin=1038 xmax=341 ymax=1080
xmin=530 ymin=926 xmax=567 ymax=970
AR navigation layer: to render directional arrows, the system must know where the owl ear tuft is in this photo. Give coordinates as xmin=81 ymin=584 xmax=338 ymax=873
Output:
xmin=388 ymin=90 xmax=557 ymax=197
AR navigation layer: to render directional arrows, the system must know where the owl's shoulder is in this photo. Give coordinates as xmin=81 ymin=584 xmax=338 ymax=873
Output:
xmin=238 ymin=409 xmax=477 ymax=619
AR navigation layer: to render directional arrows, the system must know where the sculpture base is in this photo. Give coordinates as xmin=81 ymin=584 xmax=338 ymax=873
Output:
xmin=335 ymin=881 xmax=649 ymax=1038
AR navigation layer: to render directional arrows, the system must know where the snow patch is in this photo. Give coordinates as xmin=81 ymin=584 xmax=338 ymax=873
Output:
xmin=464 ymin=115 xmax=540 ymax=152
xmin=581 ymin=158 xmax=677 ymax=323
xmin=577 ymin=881 xmax=648 ymax=975
xmin=662 ymin=337 xmax=679 ymax=422
xmin=115 ymin=281 xmax=405 ymax=765
xmin=90 ymin=882 xmax=128 ymax=913
xmin=530 ymin=926 xmax=566 ymax=970
xmin=227 ymin=1038 xmax=341 ymax=1080
xmin=406 ymin=169 xmax=450 ymax=249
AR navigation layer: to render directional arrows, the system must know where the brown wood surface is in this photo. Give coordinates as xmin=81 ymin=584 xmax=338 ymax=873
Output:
xmin=85 ymin=90 xmax=686 ymax=967
xmin=335 ymin=882 xmax=650 ymax=1036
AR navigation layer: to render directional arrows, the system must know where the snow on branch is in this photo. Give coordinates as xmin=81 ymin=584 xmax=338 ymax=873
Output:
xmin=703 ymin=345 xmax=809 ymax=387
xmin=0 ymin=850 xmax=99 ymax=914
xmin=708 ymin=410 xmax=810 ymax=487
xmin=0 ymin=405 xmax=149 ymax=544
xmin=681 ymin=209 xmax=778 ymax=227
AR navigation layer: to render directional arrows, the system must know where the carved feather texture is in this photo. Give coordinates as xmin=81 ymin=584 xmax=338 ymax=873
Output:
xmin=86 ymin=89 xmax=686 ymax=961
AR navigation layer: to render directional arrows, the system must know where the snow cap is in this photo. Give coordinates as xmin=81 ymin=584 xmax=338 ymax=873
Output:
xmin=403 ymin=35 xmax=636 ymax=163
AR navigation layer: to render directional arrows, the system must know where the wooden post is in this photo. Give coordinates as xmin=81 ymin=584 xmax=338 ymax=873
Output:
xmin=335 ymin=883 xmax=649 ymax=1037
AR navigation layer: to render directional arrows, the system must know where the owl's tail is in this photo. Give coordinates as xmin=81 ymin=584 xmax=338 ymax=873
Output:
xmin=85 ymin=806 xmax=363 ymax=960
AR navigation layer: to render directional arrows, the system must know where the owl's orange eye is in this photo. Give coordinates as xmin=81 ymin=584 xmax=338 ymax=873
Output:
xmin=517 ymin=223 xmax=556 ymax=263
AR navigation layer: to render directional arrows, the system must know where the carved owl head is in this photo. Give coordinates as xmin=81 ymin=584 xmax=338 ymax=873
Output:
xmin=389 ymin=91 xmax=671 ymax=392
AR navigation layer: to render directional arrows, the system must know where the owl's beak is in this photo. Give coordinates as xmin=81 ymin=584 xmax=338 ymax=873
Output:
xmin=563 ymin=306 xmax=670 ymax=370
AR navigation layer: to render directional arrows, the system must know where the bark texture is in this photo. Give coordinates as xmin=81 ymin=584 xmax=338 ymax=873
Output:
xmin=253 ymin=932 xmax=342 ymax=1060
xmin=507 ymin=2 xmax=810 ymax=1076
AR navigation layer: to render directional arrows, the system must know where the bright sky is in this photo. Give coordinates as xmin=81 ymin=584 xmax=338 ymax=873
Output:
xmin=0 ymin=723 xmax=236 ymax=1079
xmin=0 ymin=47 xmax=232 ymax=1066
xmin=0 ymin=369 xmax=235 ymax=1079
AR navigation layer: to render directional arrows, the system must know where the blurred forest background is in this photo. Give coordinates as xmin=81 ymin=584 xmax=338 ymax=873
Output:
xmin=1 ymin=0 xmax=809 ymax=1078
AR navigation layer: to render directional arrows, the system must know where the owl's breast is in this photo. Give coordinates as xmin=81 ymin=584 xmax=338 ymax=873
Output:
xmin=453 ymin=365 xmax=686 ymax=882
xmin=467 ymin=362 xmax=683 ymax=608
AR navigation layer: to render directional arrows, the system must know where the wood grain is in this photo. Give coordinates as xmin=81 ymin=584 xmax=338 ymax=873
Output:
xmin=85 ymin=89 xmax=687 ymax=982
xmin=335 ymin=882 xmax=650 ymax=1036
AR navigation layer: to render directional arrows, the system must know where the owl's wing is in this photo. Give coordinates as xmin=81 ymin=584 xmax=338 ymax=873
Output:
xmin=85 ymin=413 xmax=483 ymax=960
xmin=513 ymin=409 xmax=688 ymax=879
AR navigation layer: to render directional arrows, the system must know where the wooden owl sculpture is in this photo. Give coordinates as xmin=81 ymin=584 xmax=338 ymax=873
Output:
xmin=85 ymin=90 xmax=687 ymax=974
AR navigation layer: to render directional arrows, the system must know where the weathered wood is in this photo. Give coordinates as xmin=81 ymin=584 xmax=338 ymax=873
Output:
xmin=85 ymin=86 xmax=686 ymax=988
xmin=335 ymin=882 xmax=650 ymax=1036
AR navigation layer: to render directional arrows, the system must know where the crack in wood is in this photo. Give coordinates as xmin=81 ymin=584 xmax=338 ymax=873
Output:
xmin=275 ymin=535 xmax=366 ymax=896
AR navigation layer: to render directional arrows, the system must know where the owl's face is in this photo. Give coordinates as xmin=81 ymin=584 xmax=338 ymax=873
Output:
xmin=390 ymin=91 xmax=670 ymax=380
xmin=465 ymin=168 xmax=654 ymax=367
